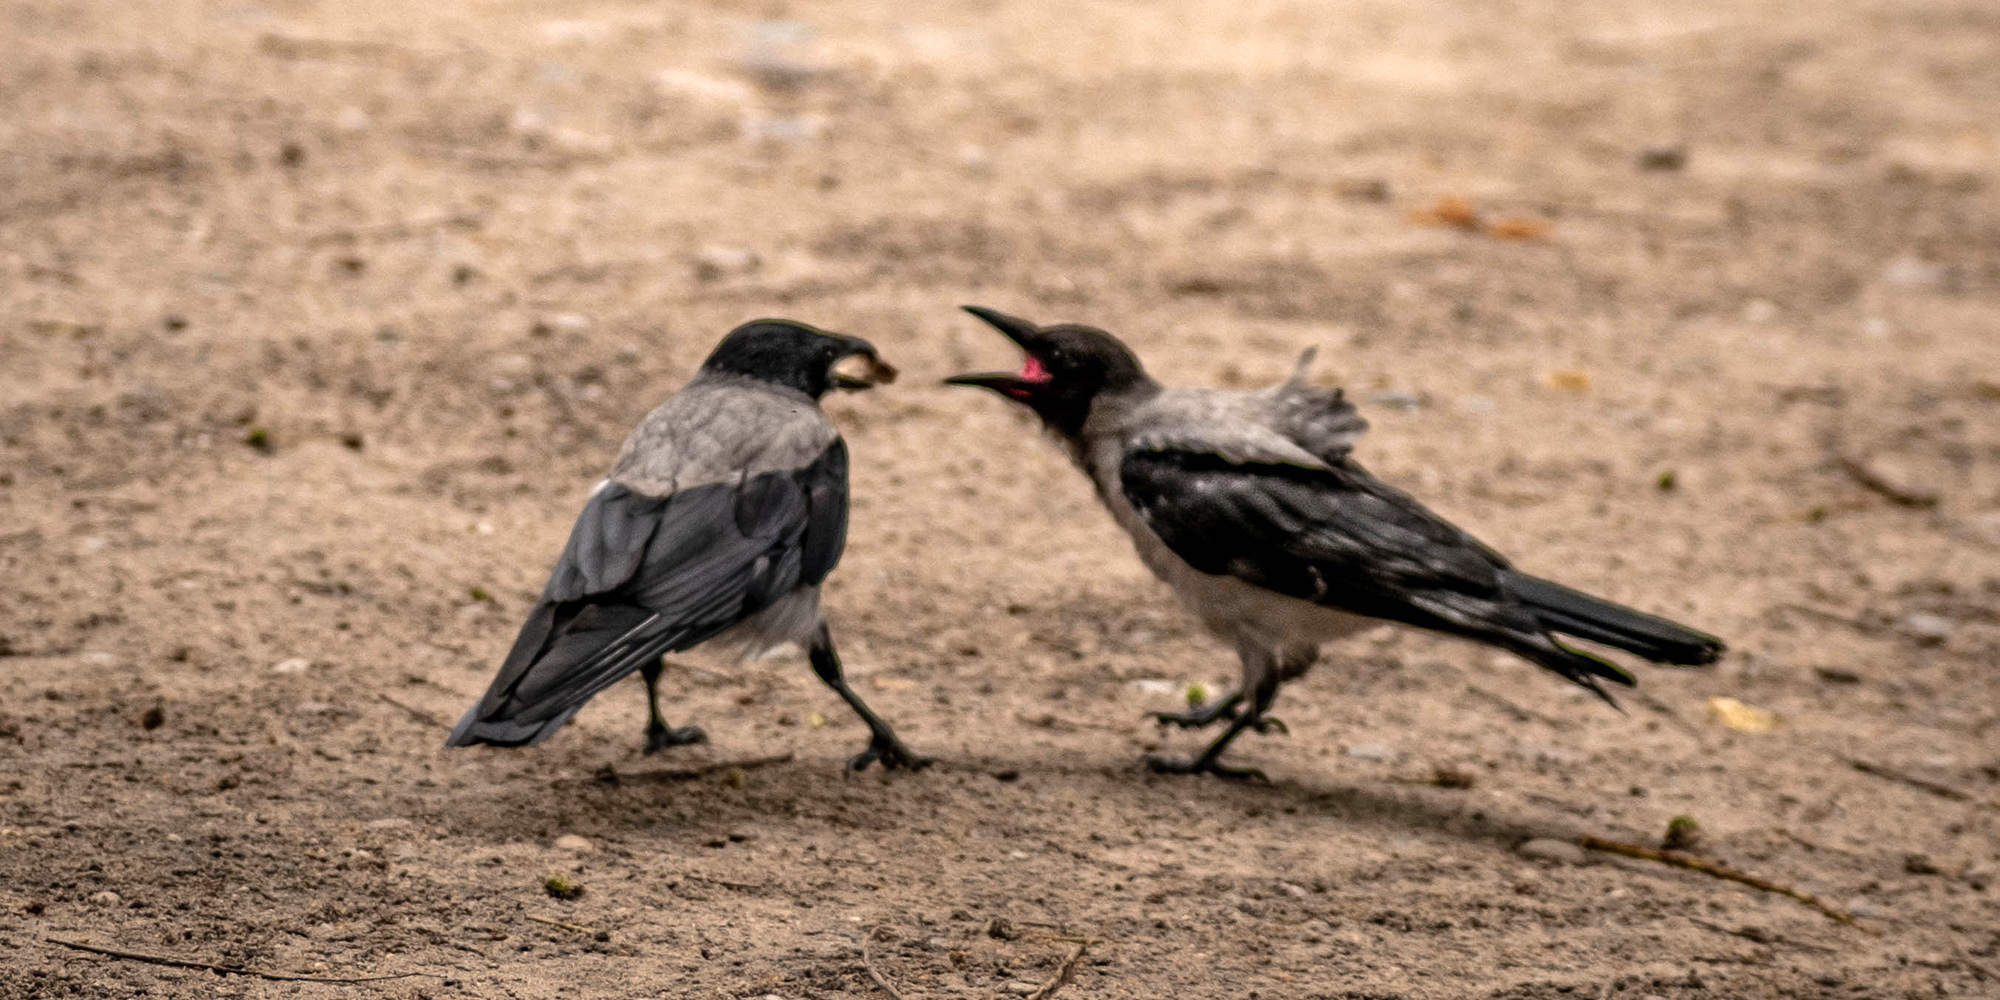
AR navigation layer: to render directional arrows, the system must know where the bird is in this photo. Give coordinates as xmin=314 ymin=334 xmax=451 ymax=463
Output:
xmin=945 ymin=306 xmax=1723 ymax=781
xmin=447 ymin=319 xmax=931 ymax=773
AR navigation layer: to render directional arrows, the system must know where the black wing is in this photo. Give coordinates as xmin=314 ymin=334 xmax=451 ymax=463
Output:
xmin=1120 ymin=448 xmax=1635 ymax=696
xmin=448 ymin=441 xmax=849 ymax=746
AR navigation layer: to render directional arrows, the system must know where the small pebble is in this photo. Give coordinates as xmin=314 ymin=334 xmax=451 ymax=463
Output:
xmin=270 ymin=658 xmax=311 ymax=674
xmin=1367 ymin=391 xmax=1425 ymax=413
xmin=1516 ymin=839 xmax=1588 ymax=865
xmin=693 ymin=246 xmax=759 ymax=281
xmin=553 ymin=834 xmax=595 ymax=853
xmin=89 ymin=891 xmax=122 ymax=906
xmin=1636 ymin=145 xmax=1687 ymax=171
xmin=1003 ymin=982 xmax=1041 ymax=995
xmin=1343 ymin=743 xmax=1396 ymax=762
xmin=364 ymin=818 xmax=414 ymax=831
xmin=1898 ymin=612 xmax=1955 ymax=645
xmin=1881 ymin=255 xmax=1946 ymax=288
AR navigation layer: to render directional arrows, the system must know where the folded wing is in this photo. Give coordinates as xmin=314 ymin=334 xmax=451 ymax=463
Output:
xmin=1120 ymin=448 xmax=1637 ymax=699
xmin=448 ymin=441 xmax=849 ymax=746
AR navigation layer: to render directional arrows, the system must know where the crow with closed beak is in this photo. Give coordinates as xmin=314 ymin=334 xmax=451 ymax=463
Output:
xmin=448 ymin=319 xmax=930 ymax=773
xmin=947 ymin=307 xmax=1722 ymax=780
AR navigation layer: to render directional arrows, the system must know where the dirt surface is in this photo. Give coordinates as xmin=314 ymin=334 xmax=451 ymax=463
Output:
xmin=4 ymin=1 xmax=2000 ymax=997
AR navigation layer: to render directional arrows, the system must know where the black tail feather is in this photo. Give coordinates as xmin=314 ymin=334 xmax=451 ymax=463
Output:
xmin=1501 ymin=572 xmax=1724 ymax=666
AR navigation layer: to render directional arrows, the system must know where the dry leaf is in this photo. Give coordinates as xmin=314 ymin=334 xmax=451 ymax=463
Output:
xmin=1486 ymin=217 xmax=1549 ymax=240
xmin=1410 ymin=195 xmax=1482 ymax=230
xmin=1706 ymin=696 xmax=1779 ymax=732
xmin=1544 ymin=370 xmax=1592 ymax=393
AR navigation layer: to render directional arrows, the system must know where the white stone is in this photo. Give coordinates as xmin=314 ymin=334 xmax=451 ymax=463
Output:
xmin=1516 ymin=838 xmax=1587 ymax=865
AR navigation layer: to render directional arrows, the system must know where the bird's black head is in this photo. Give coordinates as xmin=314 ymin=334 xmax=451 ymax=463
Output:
xmin=943 ymin=306 xmax=1157 ymax=440
xmin=699 ymin=319 xmax=897 ymax=399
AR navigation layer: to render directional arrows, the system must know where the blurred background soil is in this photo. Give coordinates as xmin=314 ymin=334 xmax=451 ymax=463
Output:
xmin=2 ymin=1 xmax=1998 ymax=997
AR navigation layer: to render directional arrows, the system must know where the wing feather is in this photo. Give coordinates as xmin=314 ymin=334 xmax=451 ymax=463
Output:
xmin=1120 ymin=448 xmax=1634 ymax=696
xmin=448 ymin=441 xmax=849 ymax=746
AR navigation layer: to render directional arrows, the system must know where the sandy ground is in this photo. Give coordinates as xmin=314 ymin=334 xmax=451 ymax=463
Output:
xmin=4 ymin=1 xmax=2000 ymax=997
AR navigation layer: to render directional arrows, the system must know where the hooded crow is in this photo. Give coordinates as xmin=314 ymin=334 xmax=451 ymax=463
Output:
xmin=448 ymin=319 xmax=930 ymax=773
xmin=947 ymin=307 xmax=1723 ymax=780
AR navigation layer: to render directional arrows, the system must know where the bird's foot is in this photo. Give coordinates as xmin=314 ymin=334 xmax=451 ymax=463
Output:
xmin=1250 ymin=716 xmax=1288 ymax=735
xmin=1144 ymin=752 xmax=1269 ymax=783
xmin=845 ymin=733 xmax=934 ymax=774
xmin=643 ymin=723 xmax=708 ymax=755
xmin=1147 ymin=702 xmax=1240 ymax=729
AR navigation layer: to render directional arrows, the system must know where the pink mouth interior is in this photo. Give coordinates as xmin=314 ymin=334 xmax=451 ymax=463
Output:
xmin=1019 ymin=355 xmax=1052 ymax=383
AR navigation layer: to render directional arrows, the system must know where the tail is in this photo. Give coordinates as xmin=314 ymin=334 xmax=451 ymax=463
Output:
xmin=446 ymin=704 xmax=582 ymax=748
xmin=1501 ymin=572 xmax=1724 ymax=666
xmin=444 ymin=600 xmax=702 ymax=749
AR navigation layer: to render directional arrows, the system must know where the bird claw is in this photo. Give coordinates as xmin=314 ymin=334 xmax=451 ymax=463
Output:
xmin=1143 ymin=753 xmax=1269 ymax=783
xmin=1251 ymin=716 xmax=1288 ymax=735
xmin=643 ymin=724 xmax=708 ymax=755
xmin=845 ymin=735 xmax=934 ymax=775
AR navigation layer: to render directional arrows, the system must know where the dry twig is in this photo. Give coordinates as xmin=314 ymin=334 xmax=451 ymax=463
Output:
xmin=1848 ymin=758 xmax=1987 ymax=805
xmin=524 ymin=914 xmax=594 ymax=935
xmin=683 ymin=872 xmax=766 ymax=892
xmin=1015 ymin=712 xmax=1129 ymax=733
xmin=585 ymin=752 xmax=795 ymax=785
xmin=1836 ymin=454 xmax=1938 ymax=508
xmin=1578 ymin=837 xmax=1863 ymax=927
xmin=1024 ymin=939 xmax=1092 ymax=1000
xmin=1463 ymin=683 xmax=1566 ymax=728
xmin=1687 ymin=917 xmax=1835 ymax=954
xmin=1629 ymin=690 xmax=1705 ymax=739
xmin=1952 ymin=942 xmax=1998 ymax=983
xmin=45 ymin=937 xmax=422 ymax=984
xmin=860 ymin=927 xmax=910 ymax=1000
xmin=376 ymin=692 xmax=445 ymax=728
xmin=303 ymin=213 xmax=482 ymax=247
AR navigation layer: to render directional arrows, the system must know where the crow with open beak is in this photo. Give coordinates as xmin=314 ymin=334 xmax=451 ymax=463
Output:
xmin=448 ymin=319 xmax=929 ymax=773
xmin=947 ymin=306 xmax=1723 ymax=781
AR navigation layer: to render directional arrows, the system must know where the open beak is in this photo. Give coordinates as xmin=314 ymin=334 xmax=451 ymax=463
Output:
xmin=830 ymin=350 xmax=898 ymax=392
xmin=943 ymin=305 xmax=1048 ymax=401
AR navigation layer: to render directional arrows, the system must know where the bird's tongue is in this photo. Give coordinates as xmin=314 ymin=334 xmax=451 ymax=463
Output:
xmin=1019 ymin=355 xmax=1052 ymax=383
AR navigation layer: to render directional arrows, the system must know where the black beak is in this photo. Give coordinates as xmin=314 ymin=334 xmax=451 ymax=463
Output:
xmin=958 ymin=305 xmax=1043 ymax=348
xmin=941 ymin=371 xmax=1034 ymax=397
xmin=944 ymin=306 xmax=1043 ymax=398
xmin=830 ymin=337 xmax=898 ymax=392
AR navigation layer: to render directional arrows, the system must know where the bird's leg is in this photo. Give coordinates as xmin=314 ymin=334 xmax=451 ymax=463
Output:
xmin=1147 ymin=689 xmax=1244 ymax=729
xmin=1146 ymin=650 xmax=1283 ymax=781
xmin=807 ymin=623 xmax=932 ymax=774
xmin=639 ymin=659 xmax=707 ymax=754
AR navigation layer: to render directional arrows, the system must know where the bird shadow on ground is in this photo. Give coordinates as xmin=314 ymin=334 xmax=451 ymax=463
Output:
xmin=437 ymin=737 xmax=1602 ymax=865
